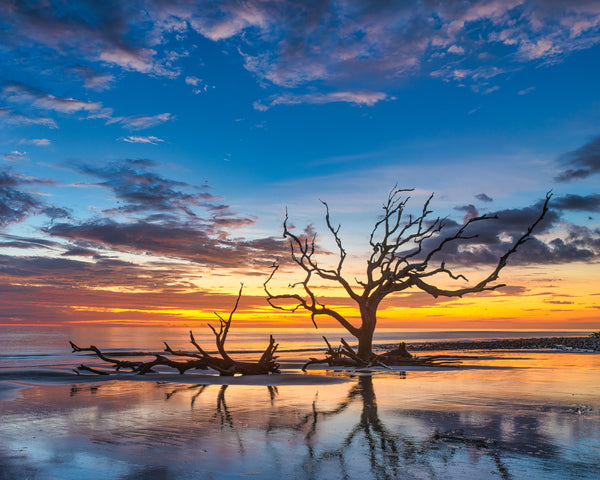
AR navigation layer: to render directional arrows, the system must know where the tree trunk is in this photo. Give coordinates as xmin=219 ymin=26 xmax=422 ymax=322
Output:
xmin=357 ymin=305 xmax=377 ymax=360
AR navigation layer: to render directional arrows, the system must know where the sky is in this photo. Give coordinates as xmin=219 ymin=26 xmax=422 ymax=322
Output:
xmin=0 ymin=0 xmax=599 ymax=331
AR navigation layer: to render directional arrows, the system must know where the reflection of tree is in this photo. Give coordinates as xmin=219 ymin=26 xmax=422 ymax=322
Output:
xmin=162 ymin=383 xmax=281 ymax=454
xmin=294 ymin=375 xmax=515 ymax=480
xmin=60 ymin=377 xmax=584 ymax=480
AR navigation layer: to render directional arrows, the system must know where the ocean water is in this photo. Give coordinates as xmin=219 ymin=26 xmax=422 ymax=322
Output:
xmin=0 ymin=325 xmax=592 ymax=369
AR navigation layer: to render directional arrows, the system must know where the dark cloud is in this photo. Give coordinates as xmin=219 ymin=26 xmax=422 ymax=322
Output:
xmin=421 ymin=199 xmax=599 ymax=266
xmin=454 ymin=204 xmax=479 ymax=223
xmin=0 ymin=170 xmax=44 ymax=228
xmin=0 ymin=234 xmax=60 ymax=250
xmin=475 ymin=193 xmax=493 ymax=202
xmin=0 ymin=169 xmax=69 ymax=229
xmin=0 ymin=0 xmax=158 ymax=75
xmin=0 ymin=252 xmax=198 ymax=292
xmin=555 ymin=135 xmax=600 ymax=182
xmin=44 ymin=218 xmax=285 ymax=268
xmin=73 ymin=159 xmax=220 ymax=218
xmin=553 ymin=193 xmax=600 ymax=212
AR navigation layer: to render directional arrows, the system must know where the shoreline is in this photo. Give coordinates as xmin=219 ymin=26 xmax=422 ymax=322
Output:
xmin=381 ymin=335 xmax=600 ymax=353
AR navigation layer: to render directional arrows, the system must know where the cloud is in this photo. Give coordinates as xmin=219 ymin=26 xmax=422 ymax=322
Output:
xmin=448 ymin=45 xmax=465 ymax=54
xmin=518 ymin=86 xmax=536 ymax=95
xmin=121 ymin=136 xmax=165 ymax=144
xmin=72 ymin=159 xmax=222 ymax=218
xmin=27 ymin=159 xmax=289 ymax=270
xmin=1 ymin=151 xmax=28 ymax=162
xmin=185 ymin=76 xmax=201 ymax=86
xmin=421 ymin=199 xmax=599 ymax=266
xmin=44 ymin=218 xmax=285 ymax=268
xmin=0 ymin=169 xmax=44 ymax=228
xmin=71 ymin=66 xmax=114 ymax=91
xmin=454 ymin=204 xmax=479 ymax=223
xmin=0 ymin=107 xmax=57 ymax=128
xmin=0 ymin=1 xmax=172 ymax=81
xmin=555 ymin=135 xmax=600 ymax=182
xmin=99 ymin=47 xmax=156 ymax=74
xmin=0 ymin=233 xmax=60 ymax=250
xmin=170 ymin=0 xmax=600 ymax=91
xmin=3 ymin=0 xmax=600 ymax=107
xmin=61 ymin=247 xmax=98 ymax=257
xmin=0 ymin=168 xmax=70 ymax=230
xmin=0 ymin=253 xmax=197 ymax=294
xmin=184 ymin=77 xmax=215 ymax=94
xmin=107 ymin=113 xmax=173 ymax=130
xmin=475 ymin=193 xmax=493 ymax=202
xmin=254 ymin=91 xmax=391 ymax=110
xmin=553 ymin=194 xmax=600 ymax=212
xmin=19 ymin=138 xmax=51 ymax=146
xmin=2 ymin=84 xmax=102 ymax=114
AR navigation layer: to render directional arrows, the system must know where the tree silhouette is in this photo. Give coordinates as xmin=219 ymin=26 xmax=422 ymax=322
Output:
xmin=265 ymin=188 xmax=551 ymax=361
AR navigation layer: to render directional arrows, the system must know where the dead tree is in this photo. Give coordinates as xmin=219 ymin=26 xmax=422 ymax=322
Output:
xmin=265 ymin=188 xmax=551 ymax=362
xmin=71 ymin=285 xmax=280 ymax=376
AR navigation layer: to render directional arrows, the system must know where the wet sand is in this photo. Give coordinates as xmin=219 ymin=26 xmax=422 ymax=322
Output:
xmin=1 ymin=349 xmax=599 ymax=479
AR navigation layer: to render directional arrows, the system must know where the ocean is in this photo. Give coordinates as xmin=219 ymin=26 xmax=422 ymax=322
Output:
xmin=0 ymin=325 xmax=591 ymax=369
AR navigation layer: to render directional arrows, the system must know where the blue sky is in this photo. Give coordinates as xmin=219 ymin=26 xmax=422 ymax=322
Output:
xmin=0 ymin=1 xmax=599 ymax=328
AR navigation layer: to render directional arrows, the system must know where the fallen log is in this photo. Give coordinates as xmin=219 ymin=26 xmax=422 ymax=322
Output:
xmin=301 ymin=338 xmax=470 ymax=371
xmin=70 ymin=284 xmax=280 ymax=376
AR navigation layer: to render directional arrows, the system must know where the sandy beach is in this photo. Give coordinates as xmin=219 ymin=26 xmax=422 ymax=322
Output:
xmin=1 ymin=345 xmax=599 ymax=480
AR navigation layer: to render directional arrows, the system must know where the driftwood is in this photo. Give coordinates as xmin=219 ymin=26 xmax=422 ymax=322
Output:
xmin=71 ymin=285 xmax=280 ymax=376
xmin=301 ymin=336 xmax=468 ymax=371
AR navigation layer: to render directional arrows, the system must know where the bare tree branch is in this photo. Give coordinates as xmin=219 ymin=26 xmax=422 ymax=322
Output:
xmin=267 ymin=187 xmax=552 ymax=361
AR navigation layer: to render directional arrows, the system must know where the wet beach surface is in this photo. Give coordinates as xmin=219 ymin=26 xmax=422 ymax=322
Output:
xmin=1 ymin=350 xmax=599 ymax=480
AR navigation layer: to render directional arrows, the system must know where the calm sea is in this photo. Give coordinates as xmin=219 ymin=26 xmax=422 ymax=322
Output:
xmin=0 ymin=325 xmax=591 ymax=369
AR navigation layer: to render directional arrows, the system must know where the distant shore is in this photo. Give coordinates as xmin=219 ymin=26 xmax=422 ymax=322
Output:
xmin=379 ymin=336 xmax=600 ymax=353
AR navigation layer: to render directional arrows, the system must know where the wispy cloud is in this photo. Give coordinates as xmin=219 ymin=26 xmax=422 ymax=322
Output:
xmin=107 ymin=113 xmax=173 ymax=130
xmin=254 ymin=91 xmax=391 ymax=111
xmin=0 ymin=107 xmax=57 ymax=128
xmin=19 ymin=138 xmax=51 ymax=146
xmin=1 ymin=151 xmax=28 ymax=162
xmin=2 ymin=84 xmax=103 ymax=114
xmin=120 ymin=135 xmax=164 ymax=144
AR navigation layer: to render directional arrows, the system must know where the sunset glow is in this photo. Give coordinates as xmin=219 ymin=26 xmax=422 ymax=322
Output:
xmin=0 ymin=1 xmax=599 ymax=332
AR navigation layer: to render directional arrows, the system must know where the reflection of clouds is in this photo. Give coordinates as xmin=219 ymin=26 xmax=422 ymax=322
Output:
xmin=0 ymin=369 xmax=598 ymax=479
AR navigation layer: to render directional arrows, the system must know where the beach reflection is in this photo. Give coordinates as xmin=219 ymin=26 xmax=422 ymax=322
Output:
xmin=1 ymin=353 xmax=599 ymax=480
